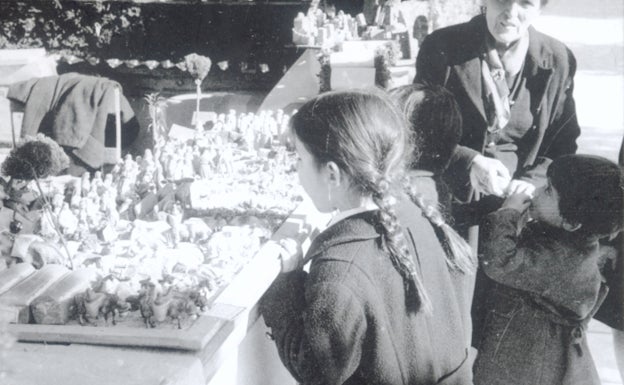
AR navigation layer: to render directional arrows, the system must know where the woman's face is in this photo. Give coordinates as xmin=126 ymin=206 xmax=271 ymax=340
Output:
xmin=485 ymin=0 xmax=542 ymax=46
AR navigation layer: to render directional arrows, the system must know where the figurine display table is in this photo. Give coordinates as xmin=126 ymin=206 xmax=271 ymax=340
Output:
xmin=4 ymin=197 xmax=328 ymax=385
xmin=0 ymin=90 xmax=327 ymax=384
xmin=259 ymin=41 xmax=416 ymax=112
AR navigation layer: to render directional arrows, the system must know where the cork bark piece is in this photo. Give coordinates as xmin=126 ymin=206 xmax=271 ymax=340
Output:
xmin=31 ymin=268 xmax=98 ymax=325
xmin=0 ymin=264 xmax=69 ymax=323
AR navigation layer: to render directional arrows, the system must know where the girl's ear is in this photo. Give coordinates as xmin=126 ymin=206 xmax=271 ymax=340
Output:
xmin=325 ymin=161 xmax=343 ymax=187
xmin=562 ymin=219 xmax=582 ymax=232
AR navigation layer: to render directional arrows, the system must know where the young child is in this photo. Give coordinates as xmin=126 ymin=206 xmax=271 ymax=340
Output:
xmin=594 ymin=137 xmax=624 ymax=382
xmin=260 ymin=90 xmax=474 ymax=384
xmin=474 ymin=154 xmax=624 ymax=385
xmin=389 ymin=83 xmax=462 ymax=219
xmin=390 ymin=83 xmax=476 ymax=346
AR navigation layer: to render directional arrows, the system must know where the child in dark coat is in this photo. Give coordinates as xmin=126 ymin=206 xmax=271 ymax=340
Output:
xmin=390 ymin=83 xmax=476 ymax=345
xmin=390 ymin=83 xmax=462 ymax=219
xmin=260 ymin=90 xmax=475 ymax=385
xmin=474 ymin=154 xmax=624 ymax=385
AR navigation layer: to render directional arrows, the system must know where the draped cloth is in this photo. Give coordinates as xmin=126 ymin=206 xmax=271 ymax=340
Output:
xmin=7 ymin=73 xmax=137 ymax=169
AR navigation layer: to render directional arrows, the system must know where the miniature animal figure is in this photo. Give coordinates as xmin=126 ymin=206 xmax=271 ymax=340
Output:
xmin=99 ymin=293 xmax=131 ymax=325
xmin=166 ymin=295 xmax=201 ymax=329
xmin=138 ymin=280 xmax=157 ymax=328
xmin=74 ymin=288 xmax=130 ymax=326
xmin=143 ymin=287 xmax=206 ymax=329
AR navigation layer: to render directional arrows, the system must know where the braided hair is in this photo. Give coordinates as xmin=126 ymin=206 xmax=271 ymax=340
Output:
xmin=291 ymin=89 xmax=431 ymax=313
xmin=404 ymin=183 xmax=476 ymax=274
xmin=389 ymin=83 xmax=476 ymax=274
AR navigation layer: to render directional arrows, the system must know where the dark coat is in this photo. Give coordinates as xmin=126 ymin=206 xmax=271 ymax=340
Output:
xmin=7 ymin=73 xmax=137 ymax=169
xmin=415 ymin=15 xmax=580 ymax=203
xmin=474 ymin=208 xmax=604 ymax=385
xmin=260 ymin=200 xmax=473 ymax=385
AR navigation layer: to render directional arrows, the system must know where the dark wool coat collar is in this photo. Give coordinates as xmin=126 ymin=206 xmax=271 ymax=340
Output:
xmin=457 ymin=14 xmax=555 ymax=122
xmin=306 ymin=210 xmax=381 ymax=261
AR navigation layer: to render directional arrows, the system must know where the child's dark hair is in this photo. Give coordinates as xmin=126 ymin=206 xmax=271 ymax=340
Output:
xmin=548 ymin=154 xmax=624 ymax=238
xmin=389 ymin=83 xmax=462 ymax=174
xmin=290 ymin=89 xmax=432 ymax=312
xmin=389 ymin=83 xmax=475 ymax=274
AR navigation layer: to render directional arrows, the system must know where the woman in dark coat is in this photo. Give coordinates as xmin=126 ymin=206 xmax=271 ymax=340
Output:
xmin=415 ymin=0 xmax=581 ymax=343
xmin=415 ymin=0 xmax=580 ymax=215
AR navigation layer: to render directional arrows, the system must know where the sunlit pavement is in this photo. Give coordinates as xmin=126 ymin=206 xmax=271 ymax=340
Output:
xmin=536 ymin=1 xmax=624 ymax=384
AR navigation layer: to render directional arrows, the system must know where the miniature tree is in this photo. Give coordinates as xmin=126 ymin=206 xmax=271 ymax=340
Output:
xmin=1 ymin=135 xmax=74 ymax=268
xmin=144 ymin=92 xmax=169 ymax=152
xmin=184 ymin=53 xmax=212 ymax=130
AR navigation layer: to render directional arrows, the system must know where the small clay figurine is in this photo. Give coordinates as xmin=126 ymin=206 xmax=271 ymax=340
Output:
xmin=81 ymin=172 xmax=91 ymax=197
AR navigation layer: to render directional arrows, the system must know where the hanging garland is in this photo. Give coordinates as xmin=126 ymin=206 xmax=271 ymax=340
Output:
xmin=54 ymin=53 xmax=271 ymax=75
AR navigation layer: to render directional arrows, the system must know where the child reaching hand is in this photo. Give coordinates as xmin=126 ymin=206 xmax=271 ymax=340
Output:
xmin=474 ymin=154 xmax=624 ymax=385
xmin=260 ymin=90 xmax=474 ymax=385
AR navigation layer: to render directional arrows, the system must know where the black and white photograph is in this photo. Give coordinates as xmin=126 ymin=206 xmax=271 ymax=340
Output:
xmin=0 ymin=0 xmax=622 ymax=384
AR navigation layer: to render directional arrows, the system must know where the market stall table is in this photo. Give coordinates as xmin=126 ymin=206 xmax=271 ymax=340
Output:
xmin=2 ymin=197 xmax=328 ymax=385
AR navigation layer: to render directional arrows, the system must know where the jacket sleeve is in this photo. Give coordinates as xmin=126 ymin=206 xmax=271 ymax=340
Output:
xmin=521 ymin=48 xmax=580 ymax=186
xmin=441 ymin=144 xmax=482 ymax=204
xmin=415 ymin=33 xmax=451 ymax=86
xmin=260 ymin=271 xmax=367 ymax=385
xmin=479 ymin=208 xmax=559 ymax=293
xmin=543 ymin=47 xmax=580 ymax=159
xmin=416 ymin=33 xmax=480 ymax=201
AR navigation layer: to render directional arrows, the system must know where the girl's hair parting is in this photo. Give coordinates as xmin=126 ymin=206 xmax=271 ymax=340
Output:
xmin=290 ymin=89 xmax=431 ymax=313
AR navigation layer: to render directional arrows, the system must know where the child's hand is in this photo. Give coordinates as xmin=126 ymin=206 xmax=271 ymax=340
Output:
xmin=501 ymin=192 xmax=532 ymax=213
xmin=277 ymin=237 xmax=304 ymax=273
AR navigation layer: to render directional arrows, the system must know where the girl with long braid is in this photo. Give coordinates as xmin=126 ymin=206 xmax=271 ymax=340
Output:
xmin=391 ymin=83 xmax=477 ymax=347
xmin=260 ymin=90 xmax=473 ymax=385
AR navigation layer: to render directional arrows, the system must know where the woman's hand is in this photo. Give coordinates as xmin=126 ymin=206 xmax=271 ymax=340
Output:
xmin=469 ymin=154 xmax=511 ymax=197
xmin=501 ymin=192 xmax=532 ymax=213
xmin=505 ymin=179 xmax=536 ymax=198
xmin=277 ymin=237 xmax=304 ymax=273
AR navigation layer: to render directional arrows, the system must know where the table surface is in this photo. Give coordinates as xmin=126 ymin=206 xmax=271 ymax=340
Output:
xmin=2 ymin=197 xmax=329 ymax=385
xmin=4 ymin=341 xmax=205 ymax=385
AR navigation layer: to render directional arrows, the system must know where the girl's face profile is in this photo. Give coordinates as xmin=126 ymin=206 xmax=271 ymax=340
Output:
xmin=529 ymin=179 xmax=565 ymax=228
xmin=294 ymin=136 xmax=332 ymax=213
xmin=485 ymin=0 xmax=542 ymax=46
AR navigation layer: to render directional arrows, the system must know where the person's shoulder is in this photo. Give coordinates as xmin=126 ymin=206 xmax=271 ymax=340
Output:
xmin=529 ymin=28 xmax=576 ymax=66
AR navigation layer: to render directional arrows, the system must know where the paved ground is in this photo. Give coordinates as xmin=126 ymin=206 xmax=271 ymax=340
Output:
xmin=536 ymin=1 xmax=624 ymax=384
